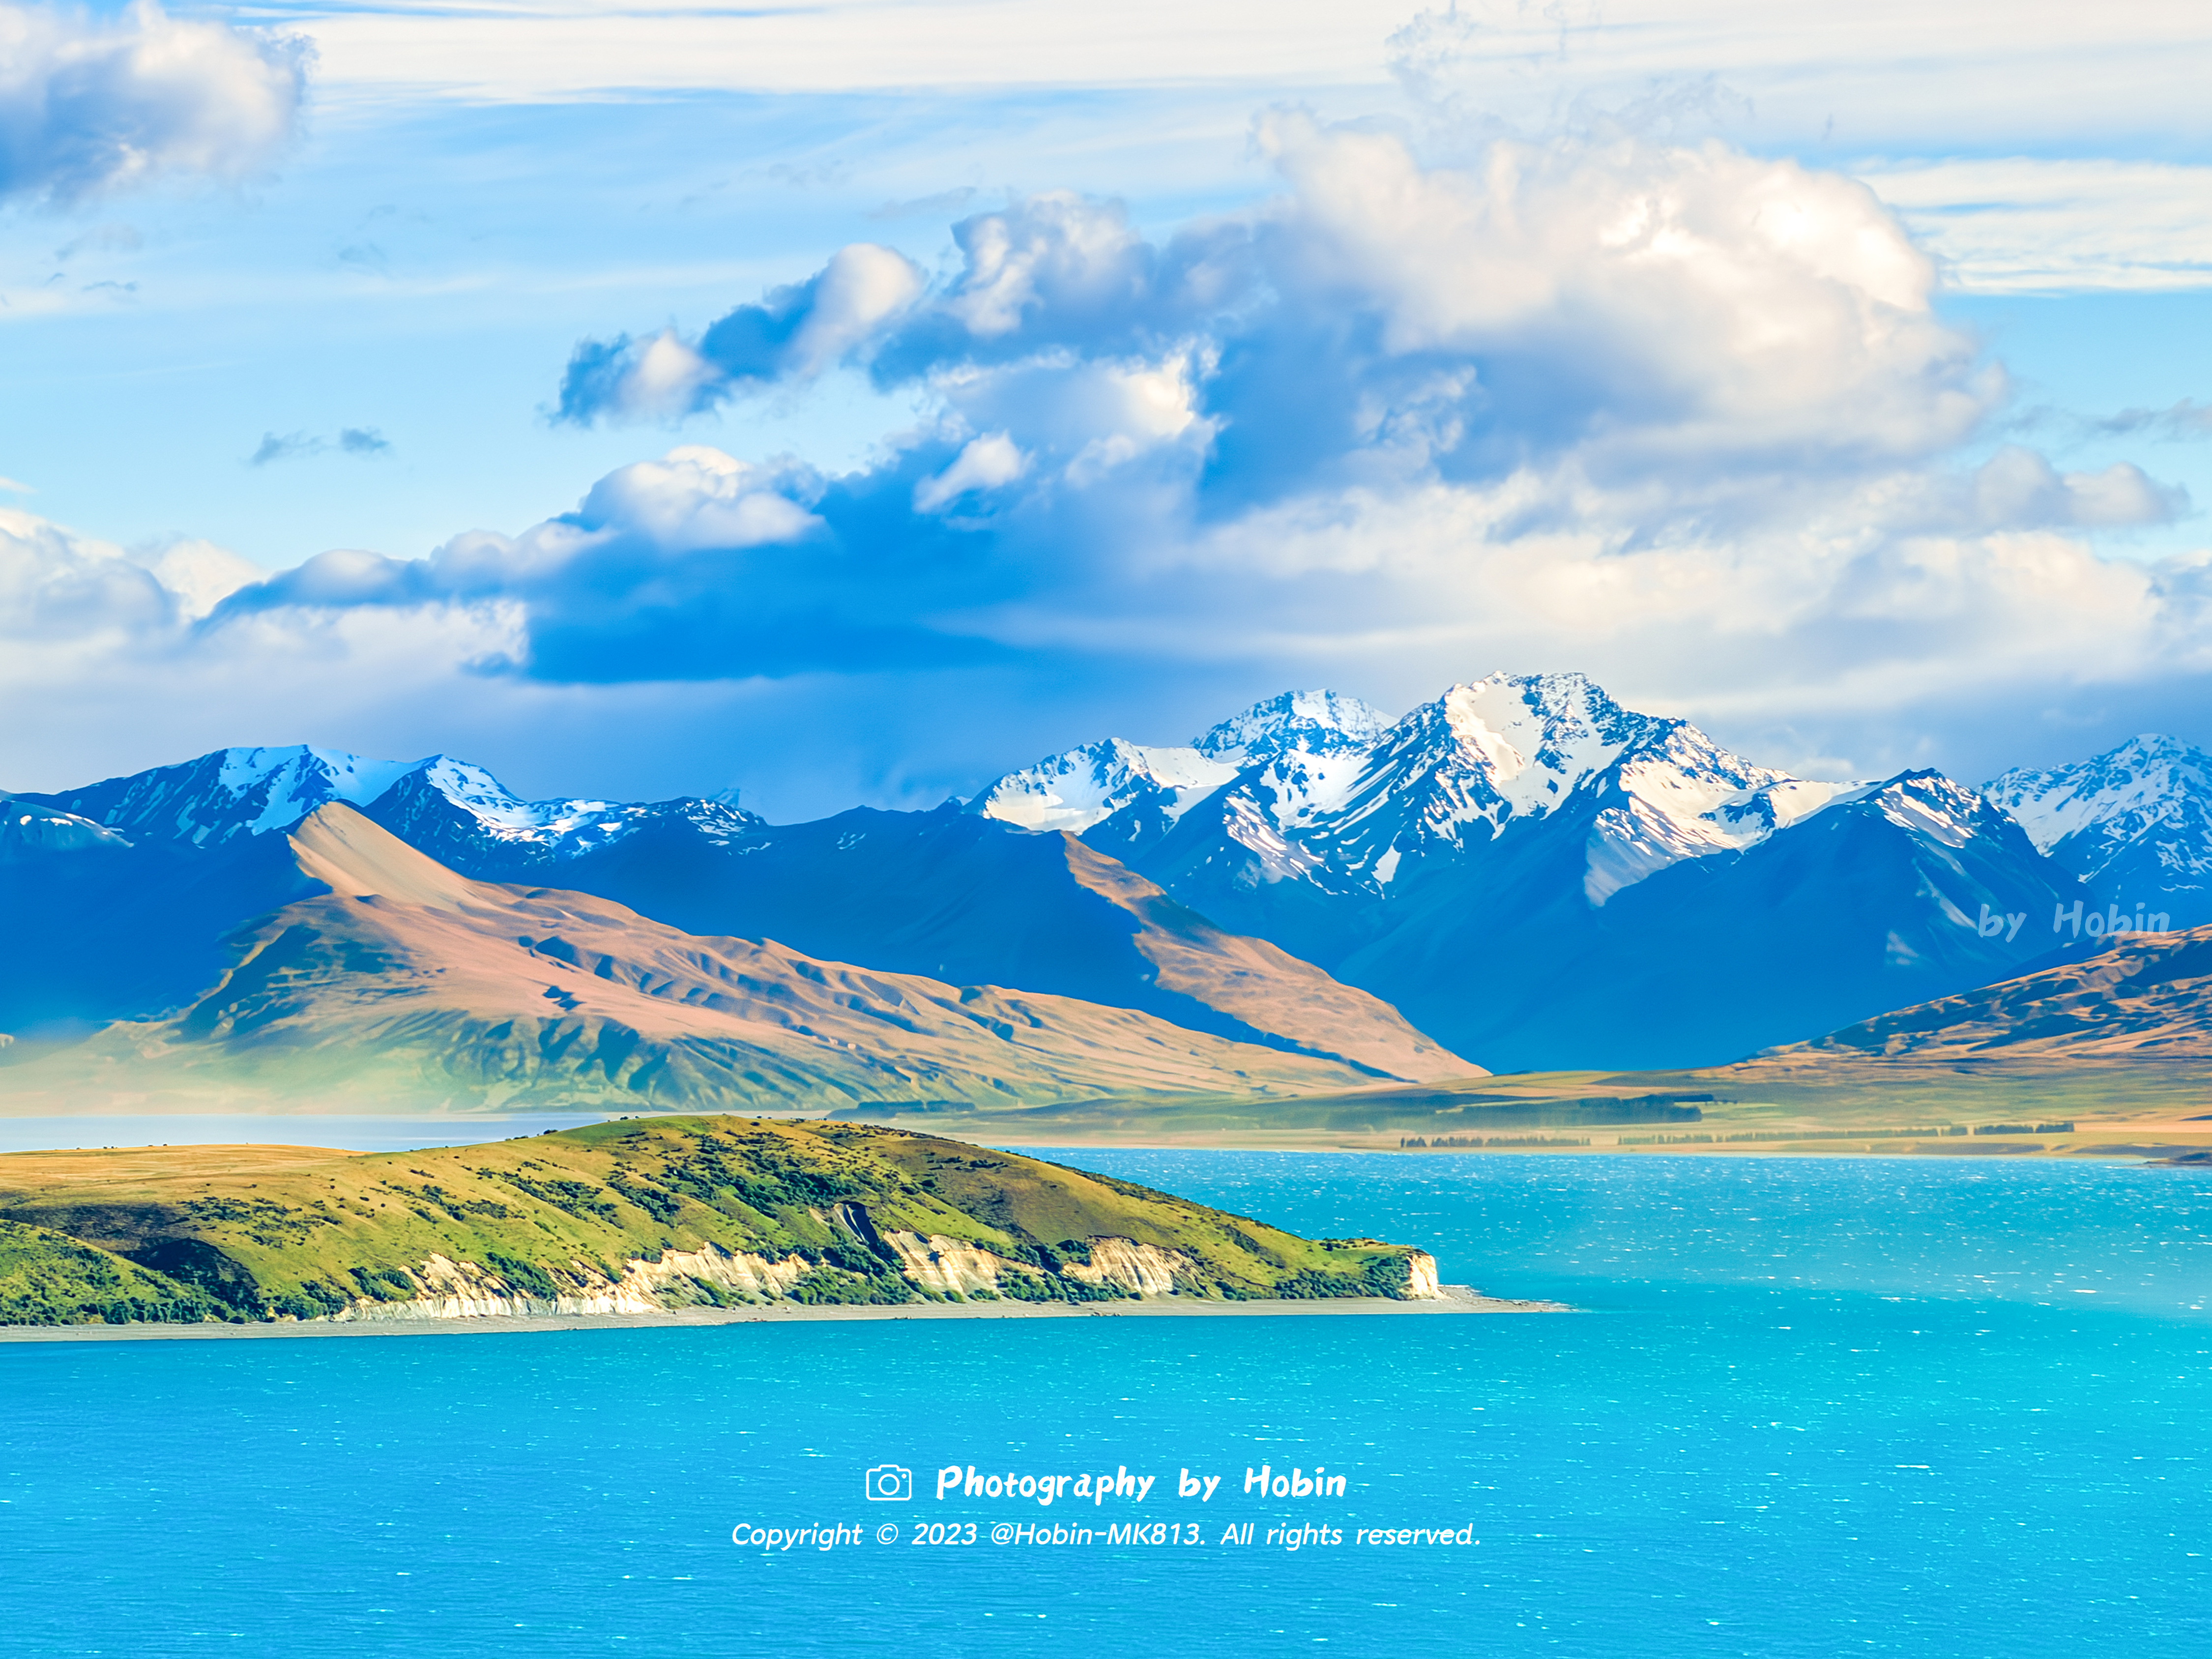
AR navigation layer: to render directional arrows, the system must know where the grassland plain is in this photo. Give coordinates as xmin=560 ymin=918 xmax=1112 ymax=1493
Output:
xmin=837 ymin=1056 xmax=2212 ymax=1161
xmin=0 ymin=1117 xmax=1445 ymax=1327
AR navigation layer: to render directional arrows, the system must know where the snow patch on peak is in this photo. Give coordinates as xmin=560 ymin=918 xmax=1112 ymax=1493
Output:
xmin=1987 ymin=734 xmax=2212 ymax=855
xmin=972 ymin=738 xmax=1239 ymax=835
xmin=213 ymin=745 xmax=427 ymax=835
xmin=414 ymin=756 xmax=620 ymax=833
xmin=1430 ymin=671 xmax=1657 ymax=811
xmin=1194 ymin=690 xmax=1393 ymax=764
xmin=1866 ymin=771 xmax=1993 ymax=849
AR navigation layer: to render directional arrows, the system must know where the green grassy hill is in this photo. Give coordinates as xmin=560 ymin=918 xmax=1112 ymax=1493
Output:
xmin=0 ymin=1118 xmax=1436 ymax=1325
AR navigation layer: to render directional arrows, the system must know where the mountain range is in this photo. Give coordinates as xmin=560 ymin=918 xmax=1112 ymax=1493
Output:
xmin=9 ymin=672 xmax=2211 ymax=1103
xmin=980 ymin=675 xmax=2107 ymax=1068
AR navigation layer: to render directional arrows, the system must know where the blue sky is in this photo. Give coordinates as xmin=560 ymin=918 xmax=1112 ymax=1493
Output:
xmin=6 ymin=0 xmax=2212 ymax=818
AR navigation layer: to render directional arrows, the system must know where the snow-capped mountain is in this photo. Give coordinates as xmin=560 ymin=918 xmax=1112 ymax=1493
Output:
xmin=360 ymin=760 xmax=759 ymax=876
xmin=968 ymin=690 xmax=1391 ymax=837
xmin=976 ymin=672 xmax=2089 ymax=1068
xmin=987 ymin=673 xmax=1862 ymax=911
xmin=1986 ymin=735 xmax=2212 ymax=928
xmin=28 ymin=746 xmax=423 ymax=847
xmin=1192 ymin=690 xmax=1393 ymax=764
xmin=967 ymin=737 xmax=1244 ymax=837
xmin=22 ymin=745 xmax=763 ymax=870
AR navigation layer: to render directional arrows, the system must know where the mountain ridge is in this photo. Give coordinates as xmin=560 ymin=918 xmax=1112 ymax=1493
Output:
xmin=1779 ymin=919 xmax=2212 ymax=1062
xmin=0 ymin=804 xmax=1431 ymax=1113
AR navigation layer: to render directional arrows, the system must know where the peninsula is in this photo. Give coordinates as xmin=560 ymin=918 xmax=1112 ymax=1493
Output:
xmin=0 ymin=1117 xmax=1473 ymax=1329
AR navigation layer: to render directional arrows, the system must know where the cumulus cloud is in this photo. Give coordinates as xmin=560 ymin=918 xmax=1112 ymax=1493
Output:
xmin=201 ymin=117 xmax=2206 ymax=721
xmin=0 ymin=511 xmax=273 ymax=640
xmin=16 ymin=112 xmax=2212 ymax=808
xmin=0 ymin=2 xmax=308 ymax=206
xmin=212 ymin=445 xmax=1011 ymax=680
xmin=564 ymin=115 xmax=2004 ymax=519
xmin=557 ymin=242 xmax=923 ymax=423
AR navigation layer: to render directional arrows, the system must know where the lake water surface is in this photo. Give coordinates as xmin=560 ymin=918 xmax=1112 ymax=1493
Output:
xmin=4 ymin=1152 xmax=2206 ymax=1657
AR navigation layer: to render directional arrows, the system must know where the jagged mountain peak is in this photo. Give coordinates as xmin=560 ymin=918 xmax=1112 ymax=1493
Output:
xmin=1987 ymin=733 xmax=2212 ymax=854
xmin=22 ymin=743 xmax=436 ymax=847
xmin=1320 ymin=673 xmax=1857 ymax=894
xmin=1193 ymin=690 xmax=1393 ymax=764
xmin=1384 ymin=671 xmax=1672 ymax=811
xmin=1983 ymin=732 xmax=2212 ymax=912
xmin=967 ymin=737 xmax=1242 ymax=835
xmin=972 ymin=689 xmax=1391 ymax=836
xmin=23 ymin=745 xmax=765 ymax=868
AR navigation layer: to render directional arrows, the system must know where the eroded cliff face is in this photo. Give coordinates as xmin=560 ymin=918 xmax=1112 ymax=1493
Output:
xmin=1063 ymin=1239 xmax=1189 ymax=1296
xmin=878 ymin=1230 xmax=1038 ymax=1297
xmin=328 ymin=1243 xmax=813 ymax=1321
xmin=1405 ymin=1252 xmax=1441 ymax=1299
xmin=326 ymin=1231 xmax=1236 ymax=1321
xmin=327 ymin=1232 xmax=1445 ymax=1321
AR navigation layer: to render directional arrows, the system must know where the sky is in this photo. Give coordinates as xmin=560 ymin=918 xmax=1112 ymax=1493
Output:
xmin=4 ymin=0 xmax=2212 ymax=818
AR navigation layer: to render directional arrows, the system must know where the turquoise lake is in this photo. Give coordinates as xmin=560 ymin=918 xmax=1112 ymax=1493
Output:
xmin=4 ymin=1150 xmax=2207 ymax=1657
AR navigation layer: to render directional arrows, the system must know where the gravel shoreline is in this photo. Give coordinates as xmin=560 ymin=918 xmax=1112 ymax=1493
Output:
xmin=0 ymin=1285 xmax=1566 ymax=1343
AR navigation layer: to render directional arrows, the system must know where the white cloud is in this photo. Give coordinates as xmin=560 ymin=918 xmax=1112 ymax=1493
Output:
xmin=1252 ymin=112 xmax=1991 ymax=478
xmin=785 ymin=243 xmax=927 ymax=373
xmin=573 ymin=447 xmax=823 ymax=553
xmin=938 ymin=192 xmax=1152 ymax=339
xmin=1380 ymin=0 xmax=2212 ymax=152
xmin=12 ymin=109 xmax=2212 ymax=806
xmin=273 ymin=0 xmax=2212 ymax=152
xmin=0 ymin=1 xmax=309 ymax=204
xmin=128 ymin=538 xmax=266 ymax=621
xmin=273 ymin=0 xmax=1420 ymax=104
xmin=593 ymin=329 xmax=721 ymax=422
xmin=0 ymin=506 xmax=175 ymax=640
xmin=914 ymin=433 xmax=1024 ymax=513
xmin=1860 ymin=159 xmax=2212 ymax=294
xmin=557 ymin=243 xmax=924 ymax=424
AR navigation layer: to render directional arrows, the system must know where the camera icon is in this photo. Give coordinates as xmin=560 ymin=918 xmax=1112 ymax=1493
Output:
xmin=865 ymin=1464 xmax=912 ymax=1503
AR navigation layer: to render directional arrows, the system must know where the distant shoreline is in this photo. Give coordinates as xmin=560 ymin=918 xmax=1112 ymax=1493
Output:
xmin=0 ymin=1286 xmax=1564 ymax=1344
xmin=7 ymin=1113 xmax=2209 ymax=1164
